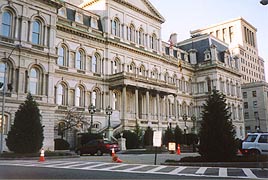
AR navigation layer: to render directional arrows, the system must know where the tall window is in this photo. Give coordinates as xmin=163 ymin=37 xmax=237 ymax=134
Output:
xmin=138 ymin=28 xmax=144 ymax=45
xmin=76 ymin=50 xmax=84 ymax=70
xmin=127 ymin=24 xmax=135 ymax=42
xmin=151 ymin=34 xmax=157 ymax=50
xmin=56 ymin=83 xmax=67 ymax=105
xmin=0 ymin=62 xmax=6 ymax=90
xmin=1 ymin=11 xmax=12 ymax=37
xmin=58 ymin=45 xmax=67 ymax=66
xmin=112 ymin=58 xmax=120 ymax=74
xmin=29 ymin=68 xmax=39 ymax=95
xmin=229 ymin=26 xmax=234 ymax=43
xmin=139 ymin=65 xmax=145 ymax=76
xmin=112 ymin=18 xmax=120 ymax=36
xmin=32 ymin=20 xmax=41 ymax=45
xmin=75 ymin=86 xmax=84 ymax=107
xmin=0 ymin=114 xmax=8 ymax=134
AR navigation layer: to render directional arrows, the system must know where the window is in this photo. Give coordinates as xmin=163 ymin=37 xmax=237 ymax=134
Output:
xmin=112 ymin=58 xmax=120 ymax=74
xmin=244 ymin=102 xmax=248 ymax=109
xmin=111 ymin=18 xmax=120 ymax=36
xmin=112 ymin=92 xmax=119 ymax=110
xmin=252 ymin=91 xmax=257 ymax=97
xmin=58 ymin=45 xmax=67 ymax=66
xmin=253 ymin=101 xmax=258 ymax=108
xmin=56 ymin=83 xmax=67 ymax=105
xmin=76 ymin=50 xmax=84 ymax=70
xmin=151 ymin=33 xmax=157 ymax=50
xmin=0 ymin=62 xmax=6 ymax=90
xmin=139 ymin=65 xmax=146 ymax=76
xmin=75 ymin=86 xmax=84 ymax=107
xmin=1 ymin=11 xmax=12 ymax=37
xmin=229 ymin=26 xmax=233 ymax=43
xmin=92 ymin=89 xmax=101 ymax=109
xmin=29 ymin=68 xmax=39 ymax=95
xmin=222 ymin=28 xmax=226 ymax=42
xmin=244 ymin=112 xmax=249 ymax=119
xmin=138 ymin=28 xmax=144 ymax=45
xmin=127 ymin=24 xmax=135 ymax=42
xmin=0 ymin=114 xmax=9 ymax=134
xmin=92 ymin=53 xmax=100 ymax=74
xmin=258 ymin=135 xmax=268 ymax=143
xmin=243 ymin=92 xmax=247 ymax=98
xmin=32 ymin=20 xmax=41 ymax=45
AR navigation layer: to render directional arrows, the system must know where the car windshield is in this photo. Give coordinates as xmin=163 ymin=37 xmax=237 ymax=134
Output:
xmin=244 ymin=135 xmax=258 ymax=142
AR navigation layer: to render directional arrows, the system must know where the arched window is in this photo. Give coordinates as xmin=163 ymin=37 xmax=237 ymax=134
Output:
xmin=112 ymin=58 xmax=121 ymax=74
xmin=76 ymin=49 xmax=84 ymax=70
xmin=112 ymin=18 xmax=120 ymax=36
xmin=182 ymin=102 xmax=187 ymax=115
xmin=32 ymin=20 xmax=41 ymax=45
xmin=56 ymin=83 xmax=67 ymax=105
xmin=0 ymin=114 xmax=9 ymax=135
xmin=58 ymin=45 xmax=67 ymax=66
xmin=139 ymin=65 xmax=145 ymax=76
xmin=92 ymin=53 xmax=101 ymax=74
xmin=138 ymin=28 xmax=144 ymax=45
xmin=29 ymin=68 xmax=40 ymax=95
xmin=92 ymin=89 xmax=101 ymax=109
xmin=1 ymin=11 xmax=12 ymax=37
xmin=152 ymin=68 xmax=158 ymax=79
xmin=0 ymin=62 xmax=6 ymax=90
xmin=128 ymin=24 xmax=135 ymax=42
xmin=75 ymin=86 xmax=84 ymax=107
xmin=129 ymin=62 xmax=136 ymax=74
xmin=112 ymin=92 xmax=120 ymax=110
xmin=151 ymin=33 xmax=157 ymax=50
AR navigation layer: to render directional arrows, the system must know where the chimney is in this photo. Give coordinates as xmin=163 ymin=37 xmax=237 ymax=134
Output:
xmin=210 ymin=44 xmax=217 ymax=61
xmin=188 ymin=49 xmax=198 ymax=64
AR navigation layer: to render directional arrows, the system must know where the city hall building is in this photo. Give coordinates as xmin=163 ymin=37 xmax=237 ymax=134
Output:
xmin=0 ymin=0 xmax=245 ymax=151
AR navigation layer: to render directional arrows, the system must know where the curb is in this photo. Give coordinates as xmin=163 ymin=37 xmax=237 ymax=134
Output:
xmin=161 ymin=162 xmax=268 ymax=168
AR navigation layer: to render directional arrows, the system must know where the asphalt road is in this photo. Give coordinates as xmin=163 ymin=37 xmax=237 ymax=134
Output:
xmin=0 ymin=164 xmax=238 ymax=179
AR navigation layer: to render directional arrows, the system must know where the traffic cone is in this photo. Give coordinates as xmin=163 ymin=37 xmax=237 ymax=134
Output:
xmin=111 ymin=148 xmax=115 ymax=157
xmin=112 ymin=155 xmax=122 ymax=163
xmin=177 ymin=144 xmax=181 ymax=155
xmin=39 ymin=148 xmax=45 ymax=162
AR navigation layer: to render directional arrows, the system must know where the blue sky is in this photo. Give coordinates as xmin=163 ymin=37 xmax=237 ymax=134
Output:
xmin=150 ymin=0 xmax=268 ymax=81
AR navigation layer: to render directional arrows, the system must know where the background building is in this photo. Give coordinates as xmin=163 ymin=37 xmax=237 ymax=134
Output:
xmin=242 ymin=82 xmax=268 ymax=133
xmin=0 ymin=0 xmax=245 ymax=151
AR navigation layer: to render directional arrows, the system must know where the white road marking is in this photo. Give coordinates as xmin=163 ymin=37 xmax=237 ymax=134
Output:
xmin=196 ymin=167 xmax=207 ymax=174
xmin=123 ymin=165 xmax=147 ymax=172
xmin=103 ymin=163 xmax=129 ymax=170
xmin=146 ymin=165 xmax=167 ymax=173
xmin=169 ymin=166 xmax=187 ymax=174
xmin=219 ymin=168 xmax=228 ymax=177
xmin=243 ymin=168 xmax=258 ymax=179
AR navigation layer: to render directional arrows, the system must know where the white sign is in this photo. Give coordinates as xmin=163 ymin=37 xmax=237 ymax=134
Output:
xmin=153 ymin=131 xmax=162 ymax=147
xmin=168 ymin=142 xmax=176 ymax=151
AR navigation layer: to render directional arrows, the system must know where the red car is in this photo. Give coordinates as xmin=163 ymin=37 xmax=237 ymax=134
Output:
xmin=76 ymin=139 xmax=120 ymax=156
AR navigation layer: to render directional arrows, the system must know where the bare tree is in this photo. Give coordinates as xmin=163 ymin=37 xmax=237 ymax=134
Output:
xmin=56 ymin=108 xmax=88 ymax=139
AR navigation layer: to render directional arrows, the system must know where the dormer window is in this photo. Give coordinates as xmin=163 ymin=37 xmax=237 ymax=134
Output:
xmin=204 ymin=49 xmax=211 ymax=61
xmin=91 ymin=18 xmax=98 ymax=29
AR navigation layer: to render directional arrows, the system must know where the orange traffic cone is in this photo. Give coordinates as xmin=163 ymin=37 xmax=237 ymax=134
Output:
xmin=112 ymin=155 xmax=122 ymax=163
xmin=39 ymin=148 xmax=45 ymax=162
xmin=177 ymin=144 xmax=181 ymax=155
xmin=111 ymin=148 xmax=115 ymax=157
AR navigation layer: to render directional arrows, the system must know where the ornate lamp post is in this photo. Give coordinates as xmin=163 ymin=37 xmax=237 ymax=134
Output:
xmin=105 ymin=105 xmax=113 ymax=128
xmin=105 ymin=105 xmax=113 ymax=141
xmin=1 ymin=44 xmax=21 ymax=154
xmin=191 ymin=115 xmax=196 ymax=134
xmin=88 ymin=103 xmax=96 ymax=133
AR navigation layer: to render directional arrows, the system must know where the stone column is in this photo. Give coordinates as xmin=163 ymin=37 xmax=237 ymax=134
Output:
xmin=135 ymin=88 xmax=139 ymax=119
xmin=146 ymin=90 xmax=150 ymax=120
xmin=122 ymin=86 xmax=127 ymax=125
xmin=166 ymin=96 xmax=169 ymax=119
xmin=174 ymin=95 xmax=178 ymax=121
xmin=156 ymin=93 xmax=160 ymax=129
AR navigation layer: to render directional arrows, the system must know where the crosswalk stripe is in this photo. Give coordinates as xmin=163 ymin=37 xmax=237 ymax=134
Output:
xmin=196 ymin=167 xmax=207 ymax=174
xmin=243 ymin=168 xmax=258 ymax=179
xmin=64 ymin=162 xmax=95 ymax=168
xmin=123 ymin=165 xmax=147 ymax=171
xmin=219 ymin=168 xmax=228 ymax=177
xmin=146 ymin=165 xmax=167 ymax=173
xmin=103 ymin=164 xmax=129 ymax=170
xmin=80 ymin=163 xmax=111 ymax=170
xmin=169 ymin=166 xmax=187 ymax=174
xmin=43 ymin=161 xmax=80 ymax=167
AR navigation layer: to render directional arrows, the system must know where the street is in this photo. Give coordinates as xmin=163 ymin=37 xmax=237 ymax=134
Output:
xmin=0 ymin=153 xmax=267 ymax=180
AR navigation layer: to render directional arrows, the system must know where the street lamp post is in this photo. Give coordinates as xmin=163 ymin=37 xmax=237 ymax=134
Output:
xmin=191 ymin=115 xmax=196 ymax=134
xmin=105 ymin=105 xmax=113 ymax=129
xmin=88 ymin=103 xmax=96 ymax=134
xmin=0 ymin=44 xmax=21 ymax=154
xmin=105 ymin=105 xmax=113 ymax=141
xmin=182 ymin=114 xmax=187 ymax=145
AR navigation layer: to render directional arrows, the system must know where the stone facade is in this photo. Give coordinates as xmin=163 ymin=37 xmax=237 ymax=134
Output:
xmin=0 ymin=0 xmax=245 ymax=151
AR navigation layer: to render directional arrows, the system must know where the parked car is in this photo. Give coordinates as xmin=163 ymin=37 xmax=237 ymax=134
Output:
xmin=241 ymin=132 xmax=268 ymax=155
xmin=76 ymin=139 xmax=120 ymax=156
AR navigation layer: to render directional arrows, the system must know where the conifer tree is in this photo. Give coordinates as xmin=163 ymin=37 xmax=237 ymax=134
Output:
xmin=199 ymin=89 xmax=237 ymax=161
xmin=6 ymin=93 xmax=44 ymax=153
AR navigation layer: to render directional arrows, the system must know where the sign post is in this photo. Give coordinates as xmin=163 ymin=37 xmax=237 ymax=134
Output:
xmin=153 ymin=131 xmax=162 ymax=165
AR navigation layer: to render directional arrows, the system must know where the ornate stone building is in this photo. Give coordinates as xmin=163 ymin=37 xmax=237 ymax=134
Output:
xmin=0 ymin=0 xmax=245 ymax=151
